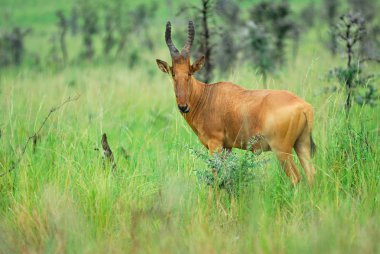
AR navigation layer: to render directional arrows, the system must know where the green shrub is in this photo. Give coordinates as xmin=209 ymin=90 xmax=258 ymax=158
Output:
xmin=189 ymin=147 xmax=263 ymax=196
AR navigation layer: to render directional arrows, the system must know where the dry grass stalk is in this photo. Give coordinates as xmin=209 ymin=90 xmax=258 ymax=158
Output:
xmin=101 ymin=133 xmax=116 ymax=171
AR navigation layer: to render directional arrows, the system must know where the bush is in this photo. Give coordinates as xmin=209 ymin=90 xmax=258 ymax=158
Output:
xmin=189 ymin=147 xmax=263 ymax=196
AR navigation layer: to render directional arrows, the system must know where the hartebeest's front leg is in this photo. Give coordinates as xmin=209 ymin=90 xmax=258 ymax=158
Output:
xmin=207 ymin=139 xmax=224 ymax=177
xmin=207 ymin=139 xmax=224 ymax=155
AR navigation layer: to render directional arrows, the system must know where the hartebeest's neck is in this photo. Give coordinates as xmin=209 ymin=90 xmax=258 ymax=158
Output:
xmin=183 ymin=76 xmax=210 ymax=123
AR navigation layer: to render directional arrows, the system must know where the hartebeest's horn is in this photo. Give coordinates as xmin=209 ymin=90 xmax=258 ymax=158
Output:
xmin=165 ymin=21 xmax=180 ymax=57
xmin=181 ymin=21 xmax=194 ymax=57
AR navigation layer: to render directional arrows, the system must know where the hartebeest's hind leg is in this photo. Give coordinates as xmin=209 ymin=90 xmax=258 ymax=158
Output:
xmin=268 ymin=109 xmax=303 ymax=185
xmin=294 ymin=127 xmax=316 ymax=184
xmin=274 ymin=149 xmax=301 ymax=185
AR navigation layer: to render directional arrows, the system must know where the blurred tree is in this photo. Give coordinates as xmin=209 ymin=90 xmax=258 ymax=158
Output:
xmin=113 ymin=1 xmax=157 ymax=58
xmin=11 ymin=28 xmax=30 ymax=65
xmin=246 ymin=22 xmax=274 ymax=87
xmin=47 ymin=34 xmax=61 ymax=66
xmin=215 ymin=0 xmax=241 ymax=27
xmin=290 ymin=25 xmax=300 ymax=62
xmin=328 ymin=12 xmax=379 ymax=115
xmin=128 ymin=49 xmax=139 ymax=69
xmin=111 ymin=0 xmax=130 ymax=57
xmin=337 ymin=12 xmax=365 ymax=113
xmin=215 ymin=32 xmax=238 ymax=74
xmin=324 ymin=0 xmax=339 ymax=56
xmin=0 ymin=32 xmax=13 ymax=67
xmin=348 ymin=0 xmax=379 ymax=59
xmin=69 ymin=6 xmax=79 ymax=36
xmin=197 ymin=0 xmax=216 ymax=83
xmin=214 ymin=0 xmax=242 ymax=74
xmin=294 ymin=3 xmax=319 ymax=62
xmin=78 ymin=0 xmax=99 ymax=60
xmin=177 ymin=0 xmax=220 ymax=83
xmin=250 ymin=2 xmax=297 ymax=66
xmin=0 ymin=27 xmax=31 ymax=66
xmin=348 ymin=0 xmax=375 ymax=22
xmin=129 ymin=2 xmax=158 ymax=51
xmin=56 ymin=10 xmax=68 ymax=63
xmin=299 ymin=3 xmax=317 ymax=29
xmin=103 ymin=9 xmax=116 ymax=56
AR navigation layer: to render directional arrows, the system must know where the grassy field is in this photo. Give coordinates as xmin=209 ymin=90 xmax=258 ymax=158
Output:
xmin=0 ymin=0 xmax=379 ymax=253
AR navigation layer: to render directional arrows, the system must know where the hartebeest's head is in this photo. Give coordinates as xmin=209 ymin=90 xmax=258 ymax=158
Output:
xmin=156 ymin=21 xmax=205 ymax=113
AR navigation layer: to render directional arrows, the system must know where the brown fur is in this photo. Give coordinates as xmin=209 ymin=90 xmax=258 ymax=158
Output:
xmin=156 ymin=24 xmax=316 ymax=185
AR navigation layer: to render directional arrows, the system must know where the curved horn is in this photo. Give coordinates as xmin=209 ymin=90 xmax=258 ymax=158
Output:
xmin=165 ymin=21 xmax=180 ymax=57
xmin=181 ymin=21 xmax=195 ymax=57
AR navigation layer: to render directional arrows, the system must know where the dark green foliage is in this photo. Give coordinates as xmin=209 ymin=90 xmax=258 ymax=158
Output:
xmin=190 ymin=147 xmax=262 ymax=196
xmin=348 ymin=0 xmax=380 ymax=59
xmin=177 ymin=0 xmax=242 ymax=77
xmin=299 ymin=3 xmax=317 ymax=28
xmin=214 ymin=0 xmax=242 ymax=74
xmin=0 ymin=27 xmax=31 ymax=67
xmin=102 ymin=8 xmax=116 ymax=56
xmin=324 ymin=0 xmax=339 ymax=56
xmin=78 ymin=0 xmax=99 ymax=60
xmin=177 ymin=0 xmax=218 ymax=83
xmin=69 ymin=7 xmax=79 ymax=36
xmin=112 ymin=1 xmax=158 ymax=57
xmin=245 ymin=1 xmax=298 ymax=86
xmin=214 ymin=32 xmax=238 ymax=73
xmin=327 ymin=12 xmax=379 ymax=114
xmin=196 ymin=0 xmax=216 ymax=83
xmin=128 ymin=49 xmax=140 ymax=69
xmin=215 ymin=0 xmax=241 ymax=27
xmin=56 ymin=10 xmax=68 ymax=63
xmin=47 ymin=34 xmax=61 ymax=67
xmin=355 ymin=83 xmax=378 ymax=106
xmin=297 ymin=3 xmax=316 ymax=60
xmin=328 ymin=66 xmax=378 ymax=107
xmin=250 ymin=2 xmax=297 ymax=66
xmin=246 ymin=23 xmax=274 ymax=86
xmin=129 ymin=2 xmax=158 ymax=51
xmin=111 ymin=0 xmax=130 ymax=57
xmin=0 ymin=32 xmax=13 ymax=67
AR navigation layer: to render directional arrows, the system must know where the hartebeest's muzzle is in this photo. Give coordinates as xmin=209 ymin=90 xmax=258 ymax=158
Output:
xmin=178 ymin=104 xmax=190 ymax=113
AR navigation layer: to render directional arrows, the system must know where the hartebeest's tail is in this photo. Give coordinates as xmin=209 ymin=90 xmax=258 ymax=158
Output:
xmin=304 ymin=106 xmax=316 ymax=157
xmin=310 ymin=134 xmax=316 ymax=157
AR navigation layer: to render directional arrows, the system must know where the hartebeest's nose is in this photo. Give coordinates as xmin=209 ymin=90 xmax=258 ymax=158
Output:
xmin=178 ymin=104 xmax=190 ymax=113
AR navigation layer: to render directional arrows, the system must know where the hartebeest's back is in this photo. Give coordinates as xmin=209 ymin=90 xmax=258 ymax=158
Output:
xmin=156 ymin=21 xmax=316 ymax=184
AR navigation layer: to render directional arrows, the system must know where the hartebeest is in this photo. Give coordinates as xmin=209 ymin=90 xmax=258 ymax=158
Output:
xmin=156 ymin=21 xmax=316 ymax=184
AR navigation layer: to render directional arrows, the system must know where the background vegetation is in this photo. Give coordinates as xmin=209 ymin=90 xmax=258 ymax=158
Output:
xmin=0 ymin=0 xmax=379 ymax=253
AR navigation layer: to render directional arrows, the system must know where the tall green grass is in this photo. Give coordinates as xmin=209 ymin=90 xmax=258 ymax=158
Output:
xmin=0 ymin=56 xmax=378 ymax=253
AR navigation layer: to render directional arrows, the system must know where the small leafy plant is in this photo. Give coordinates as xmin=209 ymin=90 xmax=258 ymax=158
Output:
xmin=189 ymin=146 xmax=263 ymax=196
xmin=327 ymin=66 xmax=378 ymax=107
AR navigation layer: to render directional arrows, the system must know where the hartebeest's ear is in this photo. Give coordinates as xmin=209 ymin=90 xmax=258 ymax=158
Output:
xmin=156 ymin=59 xmax=171 ymax=74
xmin=191 ymin=55 xmax=205 ymax=74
